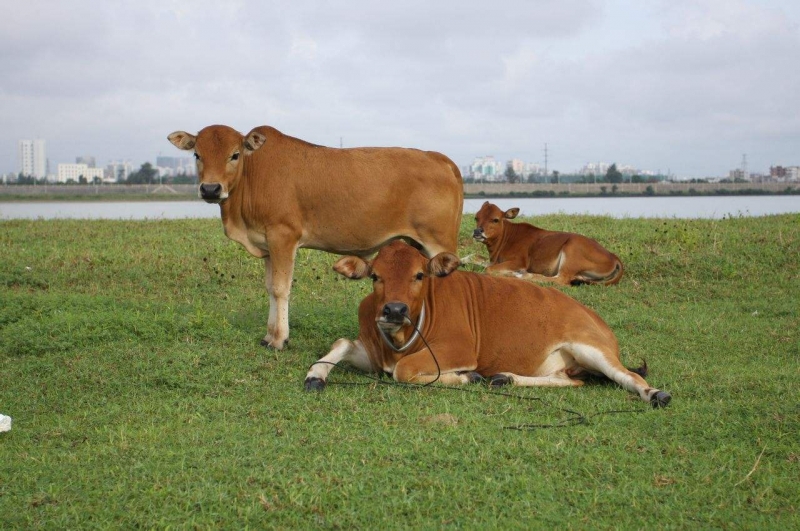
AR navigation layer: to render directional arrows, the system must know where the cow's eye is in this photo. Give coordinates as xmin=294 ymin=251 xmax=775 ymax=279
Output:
xmin=194 ymin=152 xmax=200 ymax=160
xmin=230 ymin=152 xmax=239 ymax=161
xmin=370 ymin=273 xmax=378 ymax=281
xmin=492 ymin=218 xmax=500 ymax=223
xmin=415 ymin=272 xmax=424 ymax=281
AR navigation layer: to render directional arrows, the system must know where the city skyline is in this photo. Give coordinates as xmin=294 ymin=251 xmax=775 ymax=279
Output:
xmin=2 ymin=1 xmax=799 ymax=178
xmin=8 ymin=137 xmax=796 ymax=183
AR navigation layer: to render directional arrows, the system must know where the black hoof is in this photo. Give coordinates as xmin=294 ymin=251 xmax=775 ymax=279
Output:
xmin=304 ymin=377 xmax=326 ymax=392
xmin=461 ymin=371 xmax=484 ymax=384
xmin=260 ymin=338 xmax=289 ymax=350
xmin=650 ymin=390 xmax=671 ymax=408
xmin=488 ymin=374 xmax=512 ymax=388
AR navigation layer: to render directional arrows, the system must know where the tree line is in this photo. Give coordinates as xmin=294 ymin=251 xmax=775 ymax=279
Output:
xmin=9 ymin=163 xmax=197 ymax=185
xmin=467 ymin=163 xmax=667 ymax=184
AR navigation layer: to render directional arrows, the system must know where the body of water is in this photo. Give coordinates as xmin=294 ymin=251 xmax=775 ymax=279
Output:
xmin=1 ymin=195 xmax=798 ymax=220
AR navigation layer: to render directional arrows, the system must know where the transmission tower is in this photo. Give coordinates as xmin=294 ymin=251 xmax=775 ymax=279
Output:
xmin=543 ymin=143 xmax=548 ymax=179
xmin=741 ymin=153 xmax=748 ymax=179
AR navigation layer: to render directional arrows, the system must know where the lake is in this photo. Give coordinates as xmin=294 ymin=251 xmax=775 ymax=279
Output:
xmin=1 ymin=195 xmax=798 ymax=220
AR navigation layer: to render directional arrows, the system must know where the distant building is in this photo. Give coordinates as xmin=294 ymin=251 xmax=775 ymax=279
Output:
xmin=770 ymin=165 xmax=787 ymax=179
xmin=57 ymin=163 xmax=104 ymax=183
xmin=765 ymin=166 xmax=800 ymax=182
xmin=156 ymin=156 xmax=196 ymax=176
xmin=508 ymin=158 xmax=525 ymax=176
xmin=470 ymin=156 xmax=504 ymax=182
xmin=579 ymin=162 xmax=610 ymax=177
xmin=524 ymin=162 xmax=543 ymax=176
xmin=728 ymin=169 xmax=749 ymax=181
xmin=106 ymin=160 xmax=134 ymax=182
xmin=618 ymin=165 xmax=641 ymax=176
xmin=18 ymin=139 xmax=47 ymax=179
xmin=76 ymin=156 xmax=96 ymax=168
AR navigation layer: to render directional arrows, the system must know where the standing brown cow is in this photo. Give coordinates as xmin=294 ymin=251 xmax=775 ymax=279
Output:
xmin=168 ymin=125 xmax=463 ymax=349
xmin=304 ymin=241 xmax=670 ymax=407
xmin=473 ymin=201 xmax=623 ymax=286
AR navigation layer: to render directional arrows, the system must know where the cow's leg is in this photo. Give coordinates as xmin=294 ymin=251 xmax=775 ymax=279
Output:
xmin=485 ymin=261 xmax=530 ymax=277
xmin=459 ymin=254 xmax=491 ymax=268
xmin=557 ymin=239 xmax=624 ymax=286
xmin=488 ymin=371 xmax=584 ymax=388
xmin=525 ymin=249 xmax=574 ymax=285
xmin=571 ymin=261 xmax=624 ymax=286
xmin=304 ymin=339 xmax=373 ymax=391
xmin=260 ymin=255 xmax=277 ymax=346
xmin=485 ymin=262 xmax=556 ymax=284
xmin=263 ymin=235 xmax=298 ymax=350
xmin=566 ymin=343 xmax=671 ymax=408
xmin=393 ymin=348 xmax=477 ymax=385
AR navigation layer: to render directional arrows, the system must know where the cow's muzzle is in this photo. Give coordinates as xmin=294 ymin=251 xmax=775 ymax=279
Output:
xmin=381 ymin=302 xmax=409 ymax=326
xmin=199 ymin=182 xmax=223 ymax=202
xmin=472 ymin=228 xmax=486 ymax=241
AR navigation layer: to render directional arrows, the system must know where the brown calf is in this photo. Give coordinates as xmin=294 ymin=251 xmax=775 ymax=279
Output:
xmin=304 ymin=241 xmax=670 ymax=407
xmin=168 ymin=125 xmax=463 ymax=349
xmin=472 ymin=201 xmax=623 ymax=286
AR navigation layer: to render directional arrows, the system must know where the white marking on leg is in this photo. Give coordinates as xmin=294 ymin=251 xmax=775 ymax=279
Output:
xmin=563 ymin=342 xmax=657 ymax=402
xmin=500 ymin=372 xmax=582 ymax=387
xmin=306 ymin=339 xmax=372 ymax=382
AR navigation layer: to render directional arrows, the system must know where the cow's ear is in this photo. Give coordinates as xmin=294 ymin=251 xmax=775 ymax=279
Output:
xmin=504 ymin=207 xmax=520 ymax=219
xmin=333 ymin=256 xmax=371 ymax=280
xmin=427 ymin=253 xmax=460 ymax=278
xmin=243 ymin=130 xmax=267 ymax=153
xmin=168 ymin=131 xmax=196 ymax=150
xmin=482 ymin=201 xmax=490 ymax=207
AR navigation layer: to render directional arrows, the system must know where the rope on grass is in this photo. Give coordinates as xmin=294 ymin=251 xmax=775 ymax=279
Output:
xmin=308 ymin=316 xmax=648 ymax=430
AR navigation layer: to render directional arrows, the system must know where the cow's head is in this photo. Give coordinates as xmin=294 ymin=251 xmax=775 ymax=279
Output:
xmin=167 ymin=125 xmax=267 ymax=203
xmin=473 ymin=201 xmax=520 ymax=243
xmin=333 ymin=241 xmax=460 ymax=339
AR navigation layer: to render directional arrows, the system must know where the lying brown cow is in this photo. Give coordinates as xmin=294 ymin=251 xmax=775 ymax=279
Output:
xmin=168 ymin=125 xmax=463 ymax=349
xmin=304 ymin=241 xmax=670 ymax=407
xmin=473 ymin=201 xmax=623 ymax=286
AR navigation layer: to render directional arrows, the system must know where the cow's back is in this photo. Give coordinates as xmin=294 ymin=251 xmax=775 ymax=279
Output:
xmin=240 ymin=127 xmax=463 ymax=255
xmin=427 ymin=272 xmax=616 ymax=374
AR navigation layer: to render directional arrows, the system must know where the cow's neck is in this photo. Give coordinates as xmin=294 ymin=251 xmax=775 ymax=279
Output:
xmin=219 ymin=176 xmax=267 ymax=258
xmin=486 ymin=221 xmax=516 ymax=262
xmin=488 ymin=221 xmax=542 ymax=262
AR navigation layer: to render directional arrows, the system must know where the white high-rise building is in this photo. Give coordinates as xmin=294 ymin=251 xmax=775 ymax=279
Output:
xmin=18 ymin=139 xmax=47 ymax=179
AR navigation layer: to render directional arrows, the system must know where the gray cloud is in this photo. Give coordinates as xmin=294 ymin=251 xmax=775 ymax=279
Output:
xmin=1 ymin=0 xmax=798 ymax=177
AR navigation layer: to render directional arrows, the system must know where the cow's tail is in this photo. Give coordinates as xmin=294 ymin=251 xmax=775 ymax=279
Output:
xmin=627 ymin=359 xmax=648 ymax=377
xmin=572 ymin=260 xmax=624 ymax=286
xmin=602 ymin=260 xmax=624 ymax=285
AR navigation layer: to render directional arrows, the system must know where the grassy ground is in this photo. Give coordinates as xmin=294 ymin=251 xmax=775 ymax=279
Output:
xmin=1 ymin=214 xmax=798 ymax=529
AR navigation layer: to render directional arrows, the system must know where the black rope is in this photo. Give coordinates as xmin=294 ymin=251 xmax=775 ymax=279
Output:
xmin=308 ymin=316 xmax=648 ymax=429
xmin=308 ymin=360 xmax=592 ymax=429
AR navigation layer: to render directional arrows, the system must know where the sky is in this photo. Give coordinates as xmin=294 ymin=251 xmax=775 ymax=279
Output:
xmin=1 ymin=0 xmax=799 ymax=178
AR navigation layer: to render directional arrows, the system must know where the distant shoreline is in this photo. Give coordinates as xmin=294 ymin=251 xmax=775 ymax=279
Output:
xmin=0 ymin=181 xmax=797 ymax=201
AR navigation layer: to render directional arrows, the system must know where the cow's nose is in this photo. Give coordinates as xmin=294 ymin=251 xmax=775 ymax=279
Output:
xmin=199 ymin=183 xmax=222 ymax=198
xmin=473 ymin=228 xmax=484 ymax=238
xmin=383 ymin=302 xmax=409 ymax=323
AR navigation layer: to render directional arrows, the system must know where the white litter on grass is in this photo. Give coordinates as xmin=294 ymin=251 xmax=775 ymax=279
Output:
xmin=0 ymin=414 xmax=11 ymax=432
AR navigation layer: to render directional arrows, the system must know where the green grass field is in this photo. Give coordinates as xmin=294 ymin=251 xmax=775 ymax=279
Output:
xmin=1 ymin=214 xmax=798 ymax=529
